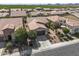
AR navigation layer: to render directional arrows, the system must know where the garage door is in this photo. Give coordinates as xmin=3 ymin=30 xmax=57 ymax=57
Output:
xmin=37 ymin=30 xmax=45 ymax=36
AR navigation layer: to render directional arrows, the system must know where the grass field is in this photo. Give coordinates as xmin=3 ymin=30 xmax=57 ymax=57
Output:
xmin=0 ymin=5 xmax=79 ymax=9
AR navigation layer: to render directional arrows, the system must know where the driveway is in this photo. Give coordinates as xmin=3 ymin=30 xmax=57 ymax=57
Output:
xmin=0 ymin=42 xmax=4 ymax=48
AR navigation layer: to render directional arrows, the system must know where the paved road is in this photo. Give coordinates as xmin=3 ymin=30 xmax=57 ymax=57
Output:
xmin=32 ymin=42 xmax=79 ymax=56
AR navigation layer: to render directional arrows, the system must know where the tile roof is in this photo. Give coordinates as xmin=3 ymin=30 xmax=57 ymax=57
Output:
xmin=28 ymin=19 xmax=46 ymax=30
xmin=27 ymin=17 xmax=48 ymax=24
xmin=0 ymin=18 xmax=22 ymax=34
xmin=66 ymin=18 xmax=79 ymax=27
xmin=2 ymin=24 xmax=14 ymax=30
xmin=47 ymin=15 xmax=60 ymax=22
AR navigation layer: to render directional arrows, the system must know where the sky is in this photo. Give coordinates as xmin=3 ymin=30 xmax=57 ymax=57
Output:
xmin=0 ymin=0 xmax=79 ymax=4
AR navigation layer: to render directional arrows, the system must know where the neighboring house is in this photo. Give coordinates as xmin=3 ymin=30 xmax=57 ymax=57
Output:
xmin=2 ymin=24 xmax=15 ymax=41
xmin=66 ymin=18 xmax=79 ymax=34
xmin=48 ymin=15 xmax=66 ymax=25
xmin=43 ymin=8 xmax=52 ymax=11
xmin=48 ymin=15 xmax=79 ymax=34
xmin=50 ymin=11 xmax=67 ymax=15
xmin=34 ymin=7 xmax=43 ymax=11
xmin=29 ymin=11 xmax=39 ymax=17
xmin=27 ymin=17 xmax=48 ymax=24
xmin=0 ymin=9 xmax=9 ymax=12
xmin=0 ymin=13 xmax=9 ymax=17
xmin=0 ymin=18 xmax=23 ymax=41
xmin=10 ymin=8 xmax=26 ymax=16
xmin=0 ymin=8 xmax=9 ymax=17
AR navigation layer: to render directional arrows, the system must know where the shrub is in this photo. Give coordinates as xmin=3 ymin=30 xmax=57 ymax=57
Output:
xmin=5 ymin=42 xmax=13 ymax=54
xmin=27 ymin=30 xmax=37 ymax=40
xmin=62 ymin=27 xmax=70 ymax=34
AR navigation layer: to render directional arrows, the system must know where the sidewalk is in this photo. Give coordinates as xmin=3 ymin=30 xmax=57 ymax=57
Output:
xmin=0 ymin=48 xmax=4 ymax=56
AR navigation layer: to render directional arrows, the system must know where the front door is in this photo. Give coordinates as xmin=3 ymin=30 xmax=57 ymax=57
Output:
xmin=8 ymin=35 xmax=12 ymax=41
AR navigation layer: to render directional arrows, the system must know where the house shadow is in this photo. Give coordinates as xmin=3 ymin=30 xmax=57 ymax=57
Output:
xmin=0 ymin=35 xmax=5 ymax=49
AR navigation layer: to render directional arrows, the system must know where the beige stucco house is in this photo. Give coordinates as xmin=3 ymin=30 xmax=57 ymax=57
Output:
xmin=47 ymin=15 xmax=79 ymax=34
xmin=66 ymin=18 xmax=79 ymax=34
xmin=2 ymin=24 xmax=15 ymax=41
xmin=48 ymin=15 xmax=66 ymax=26
xmin=27 ymin=19 xmax=48 ymax=36
xmin=0 ymin=18 xmax=23 ymax=41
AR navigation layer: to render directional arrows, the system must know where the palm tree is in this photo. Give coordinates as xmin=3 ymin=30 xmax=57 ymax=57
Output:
xmin=14 ymin=27 xmax=28 ymax=46
xmin=22 ymin=17 xmax=27 ymax=28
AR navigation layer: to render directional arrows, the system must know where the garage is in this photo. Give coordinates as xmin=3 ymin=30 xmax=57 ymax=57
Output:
xmin=37 ymin=30 xmax=45 ymax=36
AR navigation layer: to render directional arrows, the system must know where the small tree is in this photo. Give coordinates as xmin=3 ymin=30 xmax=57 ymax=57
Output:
xmin=62 ymin=27 xmax=70 ymax=34
xmin=5 ymin=42 xmax=13 ymax=54
xmin=14 ymin=27 xmax=27 ymax=45
xmin=27 ymin=30 xmax=37 ymax=47
xmin=45 ymin=21 xmax=54 ymax=30
xmin=28 ymin=30 xmax=37 ymax=40
xmin=22 ymin=17 xmax=27 ymax=28
xmin=46 ymin=21 xmax=51 ymax=28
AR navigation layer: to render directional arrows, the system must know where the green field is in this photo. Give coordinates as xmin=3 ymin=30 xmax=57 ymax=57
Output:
xmin=0 ymin=5 xmax=79 ymax=9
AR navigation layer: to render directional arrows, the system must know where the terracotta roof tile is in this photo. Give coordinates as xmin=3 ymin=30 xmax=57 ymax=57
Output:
xmin=28 ymin=19 xmax=46 ymax=30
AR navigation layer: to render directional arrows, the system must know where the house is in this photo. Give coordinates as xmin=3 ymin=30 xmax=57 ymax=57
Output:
xmin=0 ymin=9 xmax=9 ymax=12
xmin=27 ymin=17 xmax=48 ymax=24
xmin=0 ymin=13 xmax=9 ymax=17
xmin=0 ymin=18 xmax=23 ymax=41
xmin=29 ymin=11 xmax=39 ymax=17
xmin=43 ymin=8 xmax=52 ymax=11
xmin=10 ymin=8 xmax=26 ymax=16
xmin=34 ymin=7 xmax=43 ymax=11
xmin=2 ymin=24 xmax=15 ymax=41
xmin=27 ymin=19 xmax=48 ymax=36
xmin=48 ymin=15 xmax=79 ymax=34
xmin=0 ymin=8 xmax=9 ymax=17
xmin=47 ymin=15 xmax=66 ymax=25
xmin=10 ymin=8 xmax=21 ymax=11
xmin=66 ymin=18 xmax=79 ymax=34
xmin=50 ymin=11 xmax=68 ymax=15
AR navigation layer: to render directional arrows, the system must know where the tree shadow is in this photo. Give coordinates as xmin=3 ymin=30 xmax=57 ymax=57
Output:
xmin=32 ymin=41 xmax=41 ymax=50
xmin=19 ymin=46 xmax=32 ymax=56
